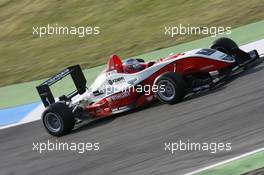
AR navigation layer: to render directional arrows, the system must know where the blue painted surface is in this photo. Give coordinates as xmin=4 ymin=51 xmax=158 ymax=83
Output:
xmin=0 ymin=102 xmax=40 ymax=126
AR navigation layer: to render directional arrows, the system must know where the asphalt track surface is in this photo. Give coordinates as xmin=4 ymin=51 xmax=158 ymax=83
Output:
xmin=1 ymin=58 xmax=264 ymax=175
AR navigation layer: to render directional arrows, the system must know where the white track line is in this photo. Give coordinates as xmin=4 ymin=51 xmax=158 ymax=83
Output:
xmin=184 ymin=147 xmax=264 ymax=175
xmin=241 ymin=39 xmax=264 ymax=54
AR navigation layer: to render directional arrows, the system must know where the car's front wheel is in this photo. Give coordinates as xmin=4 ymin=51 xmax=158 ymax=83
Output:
xmin=154 ymin=72 xmax=186 ymax=104
xmin=42 ymin=102 xmax=75 ymax=136
xmin=210 ymin=37 xmax=238 ymax=55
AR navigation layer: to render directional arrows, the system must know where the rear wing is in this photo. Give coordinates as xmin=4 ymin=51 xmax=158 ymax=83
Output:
xmin=36 ymin=65 xmax=87 ymax=107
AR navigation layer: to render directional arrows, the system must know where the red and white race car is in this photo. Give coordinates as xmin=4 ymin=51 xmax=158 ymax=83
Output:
xmin=37 ymin=37 xmax=260 ymax=136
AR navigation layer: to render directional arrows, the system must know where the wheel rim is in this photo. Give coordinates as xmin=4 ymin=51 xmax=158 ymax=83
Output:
xmin=44 ymin=113 xmax=62 ymax=133
xmin=157 ymin=80 xmax=176 ymax=101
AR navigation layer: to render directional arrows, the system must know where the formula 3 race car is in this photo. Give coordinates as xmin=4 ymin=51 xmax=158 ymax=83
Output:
xmin=37 ymin=37 xmax=260 ymax=136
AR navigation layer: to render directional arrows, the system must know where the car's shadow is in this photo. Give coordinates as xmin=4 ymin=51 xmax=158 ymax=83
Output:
xmin=72 ymin=57 xmax=264 ymax=134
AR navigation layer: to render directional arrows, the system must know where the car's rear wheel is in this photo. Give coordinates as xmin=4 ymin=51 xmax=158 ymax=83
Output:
xmin=42 ymin=102 xmax=75 ymax=136
xmin=154 ymin=72 xmax=186 ymax=104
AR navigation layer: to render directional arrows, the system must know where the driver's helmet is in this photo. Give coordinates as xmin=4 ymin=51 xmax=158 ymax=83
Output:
xmin=123 ymin=58 xmax=145 ymax=73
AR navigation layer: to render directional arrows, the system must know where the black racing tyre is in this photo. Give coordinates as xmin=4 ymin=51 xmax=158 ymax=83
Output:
xmin=210 ymin=37 xmax=238 ymax=54
xmin=42 ymin=102 xmax=75 ymax=136
xmin=154 ymin=72 xmax=186 ymax=104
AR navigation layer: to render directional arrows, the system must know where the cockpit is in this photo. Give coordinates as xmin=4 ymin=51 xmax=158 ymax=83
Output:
xmin=106 ymin=54 xmax=155 ymax=74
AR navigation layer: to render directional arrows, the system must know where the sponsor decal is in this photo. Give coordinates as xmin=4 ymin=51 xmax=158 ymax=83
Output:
xmin=45 ymin=68 xmax=70 ymax=85
xmin=93 ymin=90 xmax=105 ymax=97
xmin=127 ymin=78 xmax=138 ymax=85
xmin=107 ymin=91 xmax=130 ymax=102
xmin=112 ymin=106 xmax=130 ymax=112
xmin=108 ymin=77 xmax=125 ymax=85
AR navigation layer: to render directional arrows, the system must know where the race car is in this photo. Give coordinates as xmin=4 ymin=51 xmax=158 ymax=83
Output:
xmin=37 ymin=37 xmax=260 ymax=136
